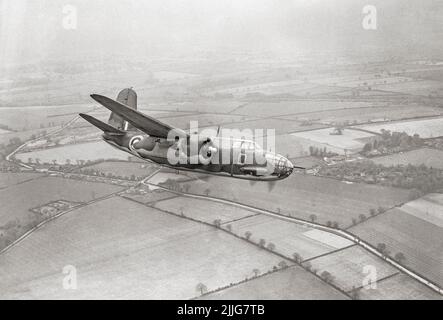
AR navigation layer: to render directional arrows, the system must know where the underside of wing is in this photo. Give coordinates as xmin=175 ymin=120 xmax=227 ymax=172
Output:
xmin=79 ymin=113 xmax=125 ymax=135
xmin=91 ymin=94 xmax=186 ymax=139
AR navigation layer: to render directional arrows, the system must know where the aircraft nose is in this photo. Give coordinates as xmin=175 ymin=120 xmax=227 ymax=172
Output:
xmin=267 ymin=153 xmax=294 ymax=178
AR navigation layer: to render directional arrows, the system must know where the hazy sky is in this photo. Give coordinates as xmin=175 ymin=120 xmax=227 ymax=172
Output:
xmin=1 ymin=0 xmax=442 ymax=66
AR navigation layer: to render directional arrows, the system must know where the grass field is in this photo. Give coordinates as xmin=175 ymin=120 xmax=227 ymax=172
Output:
xmin=400 ymin=194 xmax=443 ymax=227
xmin=79 ymin=161 xmax=159 ymax=180
xmin=15 ymin=141 xmax=129 ymax=164
xmin=0 ymin=172 xmax=44 ymax=189
xmin=373 ymin=80 xmax=443 ymax=96
xmin=153 ymin=196 xmax=258 ymax=225
xmin=304 ymin=246 xmax=398 ymax=292
xmin=356 ymin=117 xmax=443 ymax=138
xmin=151 ymin=172 xmax=410 ymax=228
xmin=356 ymin=274 xmax=442 ymax=300
xmin=200 ymin=266 xmax=348 ymax=300
xmin=229 ymin=214 xmax=353 ymax=261
xmin=0 ymin=176 xmax=124 ymax=227
xmin=291 ymin=128 xmax=375 ymax=153
xmin=350 ymin=205 xmax=443 ymax=287
xmin=371 ymin=148 xmax=443 ymax=169
xmin=231 ymin=100 xmax=378 ymax=117
xmin=281 ymin=105 xmax=443 ymax=125
xmin=0 ymin=197 xmax=288 ymax=299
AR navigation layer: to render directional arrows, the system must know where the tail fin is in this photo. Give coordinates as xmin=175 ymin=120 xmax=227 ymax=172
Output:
xmin=108 ymin=88 xmax=137 ymax=131
xmin=79 ymin=113 xmax=125 ymax=135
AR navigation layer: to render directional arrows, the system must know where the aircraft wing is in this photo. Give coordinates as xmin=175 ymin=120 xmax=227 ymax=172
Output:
xmin=91 ymin=94 xmax=187 ymax=139
xmin=79 ymin=113 xmax=125 ymax=135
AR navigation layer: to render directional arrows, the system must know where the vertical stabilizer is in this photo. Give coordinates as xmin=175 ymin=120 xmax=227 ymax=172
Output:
xmin=108 ymin=88 xmax=137 ymax=131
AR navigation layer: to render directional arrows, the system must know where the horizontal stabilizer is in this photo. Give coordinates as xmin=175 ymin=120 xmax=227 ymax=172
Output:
xmin=91 ymin=94 xmax=186 ymax=139
xmin=79 ymin=113 xmax=125 ymax=135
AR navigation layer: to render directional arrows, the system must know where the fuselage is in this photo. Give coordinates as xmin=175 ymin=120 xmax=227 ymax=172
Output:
xmin=102 ymin=131 xmax=294 ymax=181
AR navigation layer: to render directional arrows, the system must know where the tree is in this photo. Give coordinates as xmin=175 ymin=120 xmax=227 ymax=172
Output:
xmin=332 ymin=221 xmax=339 ymax=229
xmin=245 ymin=231 xmax=252 ymax=240
xmin=350 ymin=286 xmax=360 ymax=300
xmin=326 ymin=221 xmax=332 ymax=227
xmin=292 ymin=253 xmax=302 ymax=264
xmin=52 ymin=160 xmax=57 ymax=165
xmin=267 ymin=242 xmax=276 ymax=251
xmin=259 ymin=238 xmax=266 ymax=248
xmin=196 ymin=283 xmax=207 ymax=296
xmin=369 ymin=208 xmax=376 ymax=217
xmin=278 ymin=261 xmax=288 ymax=269
xmin=213 ymin=219 xmax=221 ymax=228
xmin=253 ymin=269 xmax=260 ymax=277
xmin=377 ymin=243 xmax=387 ymax=254
xmin=377 ymin=206 xmax=386 ymax=214
xmin=320 ymin=271 xmax=334 ymax=283
xmin=309 ymin=214 xmax=317 ymax=223
xmin=204 ymin=188 xmax=210 ymax=196
xmin=394 ymin=252 xmax=406 ymax=264
xmin=359 ymin=214 xmax=366 ymax=222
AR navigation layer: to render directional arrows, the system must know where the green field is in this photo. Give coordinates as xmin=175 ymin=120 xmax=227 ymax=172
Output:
xmin=200 ymin=266 xmax=348 ymax=300
xmin=0 ymin=197 xmax=288 ymax=299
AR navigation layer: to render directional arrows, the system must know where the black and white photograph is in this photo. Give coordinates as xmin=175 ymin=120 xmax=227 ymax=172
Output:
xmin=0 ymin=0 xmax=442 ymax=302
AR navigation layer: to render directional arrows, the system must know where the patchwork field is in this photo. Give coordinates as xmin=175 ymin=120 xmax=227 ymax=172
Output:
xmin=0 ymin=176 xmax=124 ymax=226
xmin=0 ymin=172 xmax=44 ymax=189
xmin=79 ymin=161 xmax=159 ymax=180
xmin=304 ymin=246 xmax=398 ymax=292
xmin=0 ymin=197 xmax=288 ymax=299
xmin=149 ymin=171 xmax=411 ymax=228
xmin=356 ymin=117 xmax=443 ymax=138
xmin=291 ymin=128 xmax=375 ymax=154
xmin=200 ymin=266 xmax=348 ymax=300
xmin=15 ymin=141 xmax=129 ymax=164
xmin=153 ymin=196 xmax=258 ymax=225
xmin=371 ymin=148 xmax=443 ymax=169
xmin=281 ymin=105 xmax=443 ymax=125
xmin=231 ymin=100 xmax=378 ymax=117
xmin=356 ymin=274 xmax=442 ymax=300
xmin=228 ymin=214 xmax=353 ymax=261
xmin=350 ymin=197 xmax=443 ymax=287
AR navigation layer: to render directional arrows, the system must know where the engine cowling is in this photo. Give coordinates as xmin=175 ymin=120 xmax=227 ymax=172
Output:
xmin=198 ymin=138 xmax=218 ymax=165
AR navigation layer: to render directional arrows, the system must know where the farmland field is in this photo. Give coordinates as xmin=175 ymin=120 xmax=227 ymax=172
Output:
xmin=231 ymin=100 xmax=378 ymax=117
xmin=281 ymin=105 xmax=443 ymax=125
xmin=356 ymin=274 xmax=442 ymax=300
xmin=0 ymin=172 xmax=44 ymax=189
xmin=350 ymin=203 xmax=443 ymax=287
xmin=79 ymin=161 xmax=159 ymax=179
xmin=372 ymin=80 xmax=443 ymax=96
xmin=304 ymin=246 xmax=398 ymax=292
xmin=371 ymin=148 xmax=443 ymax=169
xmin=228 ymin=214 xmax=354 ymax=261
xmin=0 ymin=176 xmax=124 ymax=226
xmin=15 ymin=141 xmax=129 ymax=164
xmin=149 ymin=171 xmax=411 ymax=228
xmin=200 ymin=266 xmax=348 ymax=300
xmin=355 ymin=117 xmax=443 ymax=138
xmin=291 ymin=128 xmax=375 ymax=154
xmin=153 ymin=196 xmax=259 ymax=225
xmin=0 ymin=197 xmax=288 ymax=299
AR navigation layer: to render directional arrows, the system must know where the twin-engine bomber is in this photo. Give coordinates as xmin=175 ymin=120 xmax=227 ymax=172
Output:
xmin=80 ymin=88 xmax=300 ymax=182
